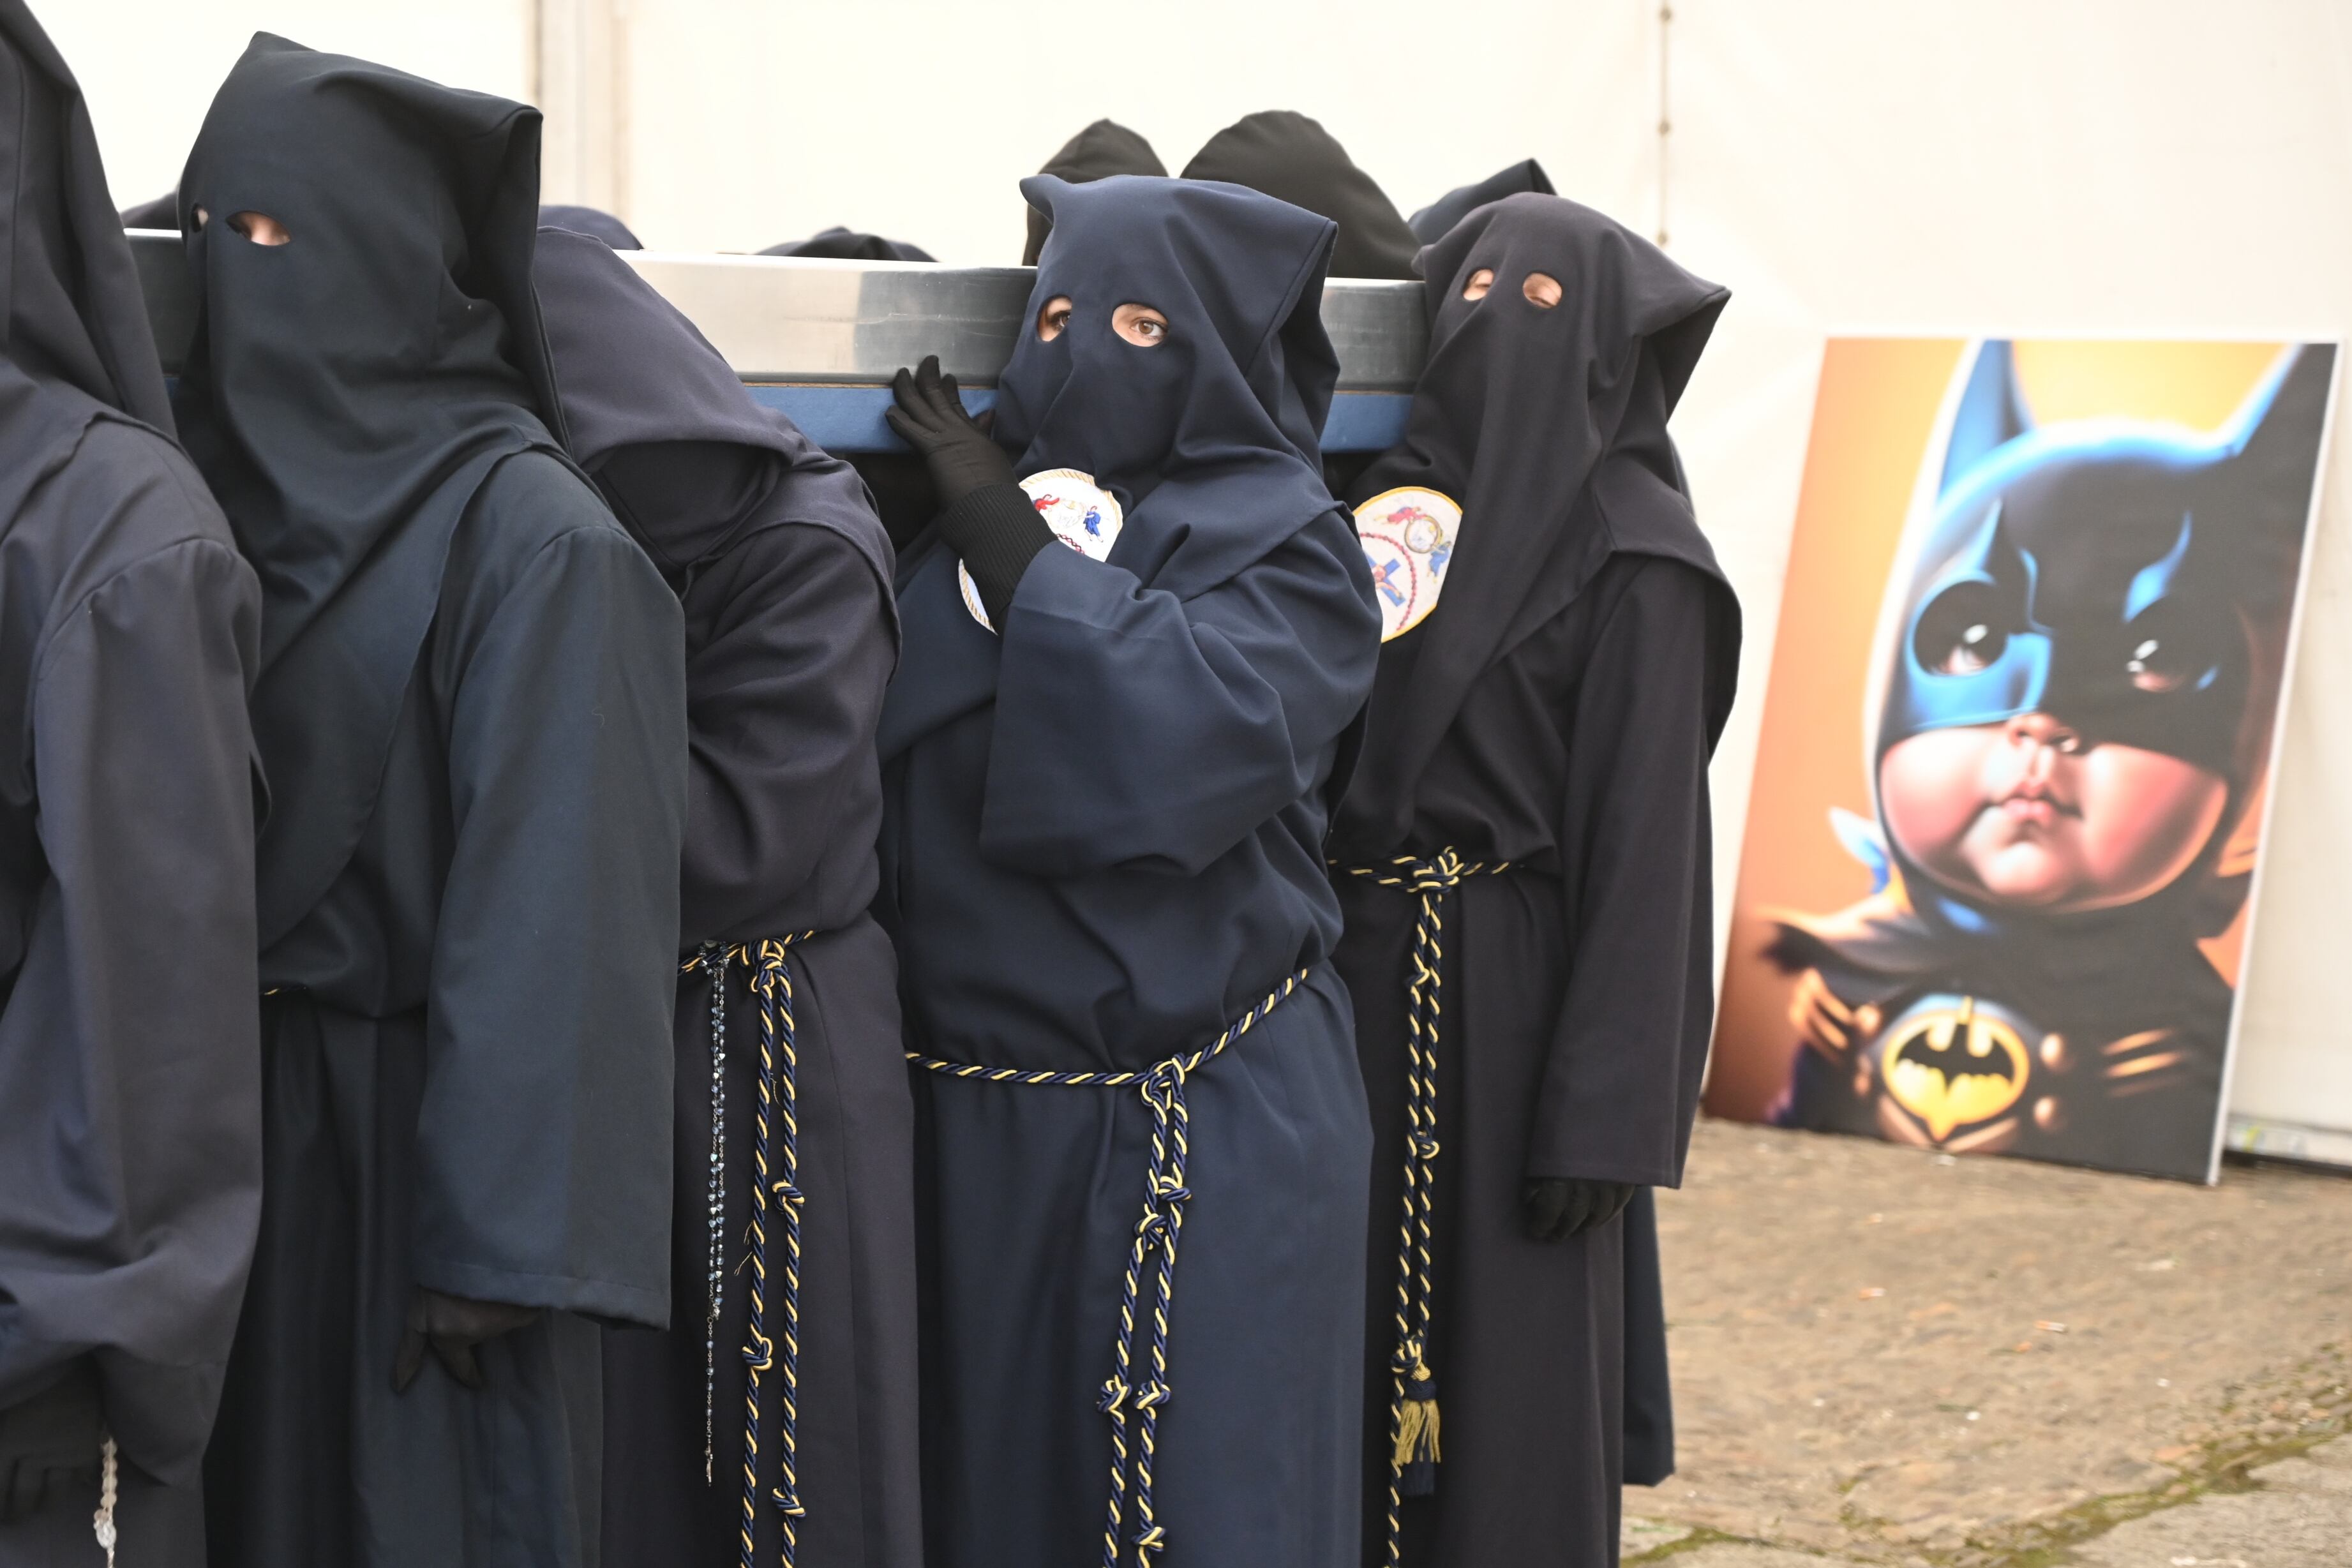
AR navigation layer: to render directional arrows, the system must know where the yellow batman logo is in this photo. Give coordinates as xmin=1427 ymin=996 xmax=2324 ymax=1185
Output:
xmin=1881 ymin=998 xmax=2030 ymax=1141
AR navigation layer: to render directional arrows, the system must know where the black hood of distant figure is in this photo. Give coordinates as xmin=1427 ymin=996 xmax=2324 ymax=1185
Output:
xmin=761 ymin=225 xmax=933 ymax=262
xmin=1022 ymin=118 xmax=1164 ymax=266
xmin=174 ymin=33 xmax=570 ymax=943
xmin=539 ymin=202 xmax=640 ymax=248
xmin=0 ymin=0 xmax=174 ymax=454
xmin=1180 ymin=110 xmax=1418 ymax=280
xmin=1409 ymin=157 xmax=1554 ymax=244
xmin=1000 ymin=173 xmax=1339 ymax=599
xmin=1338 ymin=193 xmax=1736 ymax=844
xmin=533 ymin=224 xmax=892 ymax=599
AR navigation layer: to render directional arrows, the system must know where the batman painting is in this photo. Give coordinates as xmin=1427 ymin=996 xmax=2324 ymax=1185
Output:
xmin=1767 ymin=340 xmax=2335 ymax=1181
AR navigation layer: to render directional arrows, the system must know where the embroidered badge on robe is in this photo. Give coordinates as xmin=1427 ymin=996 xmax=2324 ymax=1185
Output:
xmin=961 ymin=468 xmax=1125 ymax=631
xmin=1352 ymin=486 xmax=1462 ymax=642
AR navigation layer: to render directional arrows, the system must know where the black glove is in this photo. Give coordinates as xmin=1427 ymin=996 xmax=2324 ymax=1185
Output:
xmin=885 ymin=355 xmax=1014 ymax=512
xmin=886 ymin=356 xmax=1053 ymax=625
xmin=1521 ymin=1177 xmax=1638 ymax=1243
xmin=0 ymin=1363 xmax=101 ymax=1525
xmin=393 ymin=1288 xmax=543 ymax=1393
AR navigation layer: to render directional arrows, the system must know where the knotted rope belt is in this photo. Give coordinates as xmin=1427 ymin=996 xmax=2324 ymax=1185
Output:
xmin=683 ymin=933 xmax=816 ymax=1568
xmin=907 ymin=969 xmax=1308 ymax=1568
xmin=1337 ymin=850 xmax=1510 ymax=1567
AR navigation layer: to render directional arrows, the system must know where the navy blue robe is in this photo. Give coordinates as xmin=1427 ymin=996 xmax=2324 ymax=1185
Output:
xmin=878 ymin=174 xmax=1382 ymax=1568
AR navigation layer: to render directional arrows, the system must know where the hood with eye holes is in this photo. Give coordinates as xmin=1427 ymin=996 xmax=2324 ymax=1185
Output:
xmin=1333 ymin=192 xmax=1737 ymax=847
xmin=171 ymin=32 xmax=578 ymax=943
xmin=994 ymin=173 xmax=1343 ymax=601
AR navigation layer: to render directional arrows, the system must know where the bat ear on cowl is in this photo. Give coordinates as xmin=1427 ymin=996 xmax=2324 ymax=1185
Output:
xmin=2222 ymin=343 xmax=2337 ymax=516
xmin=1938 ymin=340 xmax=2035 ymax=497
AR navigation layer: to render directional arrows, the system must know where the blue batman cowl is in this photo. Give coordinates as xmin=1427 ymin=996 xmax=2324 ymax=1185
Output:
xmin=1873 ymin=340 xmax=2330 ymax=945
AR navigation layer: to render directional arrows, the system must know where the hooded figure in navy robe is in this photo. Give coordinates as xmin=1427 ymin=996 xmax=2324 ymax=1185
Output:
xmin=532 ymin=227 xmax=922 ymax=1568
xmin=875 ymin=173 xmax=1382 ymax=1568
xmin=0 ymin=4 xmax=262 ymax=1563
xmin=1394 ymin=156 xmax=1679 ymax=1495
xmin=177 ymin=37 xmax=687 ymax=1568
xmin=1328 ymin=194 xmax=1739 ymax=1568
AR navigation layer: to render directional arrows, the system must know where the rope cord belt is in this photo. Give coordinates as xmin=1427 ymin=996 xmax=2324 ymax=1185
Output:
xmin=906 ymin=969 xmax=1308 ymax=1568
xmin=684 ymin=932 xmax=817 ymax=1568
xmin=1338 ymin=849 xmax=1509 ymax=1568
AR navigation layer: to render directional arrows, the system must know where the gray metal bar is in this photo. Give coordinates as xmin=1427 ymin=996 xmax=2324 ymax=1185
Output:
xmin=127 ymin=232 xmax=1426 ymax=391
xmin=617 ymin=250 xmax=1427 ymax=391
xmin=126 ymin=233 xmax=1419 ymax=451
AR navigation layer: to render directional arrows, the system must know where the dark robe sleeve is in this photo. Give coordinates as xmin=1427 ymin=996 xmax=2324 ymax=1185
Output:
xmin=680 ymin=524 xmax=895 ymax=936
xmin=412 ymin=521 xmax=687 ymax=1326
xmin=0 ymin=522 xmax=262 ymax=1486
xmin=1526 ymin=555 xmax=1721 ymax=1187
xmin=979 ymin=509 xmax=1379 ymax=877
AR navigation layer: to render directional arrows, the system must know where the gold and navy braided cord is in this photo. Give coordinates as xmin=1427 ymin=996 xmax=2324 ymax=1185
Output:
xmin=907 ymin=969 xmax=1307 ymax=1567
xmin=685 ymin=934 xmax=816 ymax=1568
xmin=1339 ymin=850 xmax=1509 ymax=1567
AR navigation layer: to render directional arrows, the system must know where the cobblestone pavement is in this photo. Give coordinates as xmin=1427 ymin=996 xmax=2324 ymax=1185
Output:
xmin=1618 ymin=1118 xmax=2352 ymax=1565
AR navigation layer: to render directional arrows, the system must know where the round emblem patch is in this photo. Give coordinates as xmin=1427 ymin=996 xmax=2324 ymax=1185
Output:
xmin=961 ymin=468 xmax=1125 ymax=631
xmin=1351 ymin=486 xmax=1462 ymax=642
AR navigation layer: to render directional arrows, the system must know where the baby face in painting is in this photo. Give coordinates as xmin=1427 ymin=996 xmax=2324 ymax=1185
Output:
xmin=1878 ymin=716 xmax=2228 ymax=912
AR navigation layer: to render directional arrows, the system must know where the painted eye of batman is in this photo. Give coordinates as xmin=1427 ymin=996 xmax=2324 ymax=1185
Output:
xmin=1912 ymin=582 xmax=2011 ymax=676
xmin=2120 ymin=604 xmax=2215 ymax=695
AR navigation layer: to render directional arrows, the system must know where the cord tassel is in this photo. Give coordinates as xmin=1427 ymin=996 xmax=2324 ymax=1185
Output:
xmin=1393 ymin=1352 xmax=1441 ymax=1496
xmin=92 ymin=1435 xmax=118 ymax=1568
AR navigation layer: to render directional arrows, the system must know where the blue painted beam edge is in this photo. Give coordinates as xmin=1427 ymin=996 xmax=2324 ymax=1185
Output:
xmin=747 ymin=385 xmax=1410 ymax=455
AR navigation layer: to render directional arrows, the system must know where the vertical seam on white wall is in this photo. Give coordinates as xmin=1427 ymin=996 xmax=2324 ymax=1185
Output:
xmin=1656 ymin=0 xmax=1674 ymax=246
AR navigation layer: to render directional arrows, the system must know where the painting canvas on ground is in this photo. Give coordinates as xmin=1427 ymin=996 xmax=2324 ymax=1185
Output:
xmin=1709 ymin=337 xmax=2337 ymax=1183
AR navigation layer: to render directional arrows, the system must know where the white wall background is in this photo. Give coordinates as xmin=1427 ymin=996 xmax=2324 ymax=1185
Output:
xmin=48 ymin=2 xmax=533 ymax=211
xmin=50 ymin=0 xmax=2352 ymax=1132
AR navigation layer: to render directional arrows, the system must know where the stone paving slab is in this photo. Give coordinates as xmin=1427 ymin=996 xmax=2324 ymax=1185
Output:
xmin=1630 ymin=1118 xmax=2352 ymax=1560
xmin=1669 ymin=1547 xmax=1835 ymax=1568
xmin=2069 ymin=1438 xmax=2352 ymax=1568
xmin=1620 ymin=1515 xmax=1697 ymax=1558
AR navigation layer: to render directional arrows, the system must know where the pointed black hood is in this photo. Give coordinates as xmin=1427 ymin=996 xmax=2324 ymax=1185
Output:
xmin=174 ymin=33 xmax=573 ymax=942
